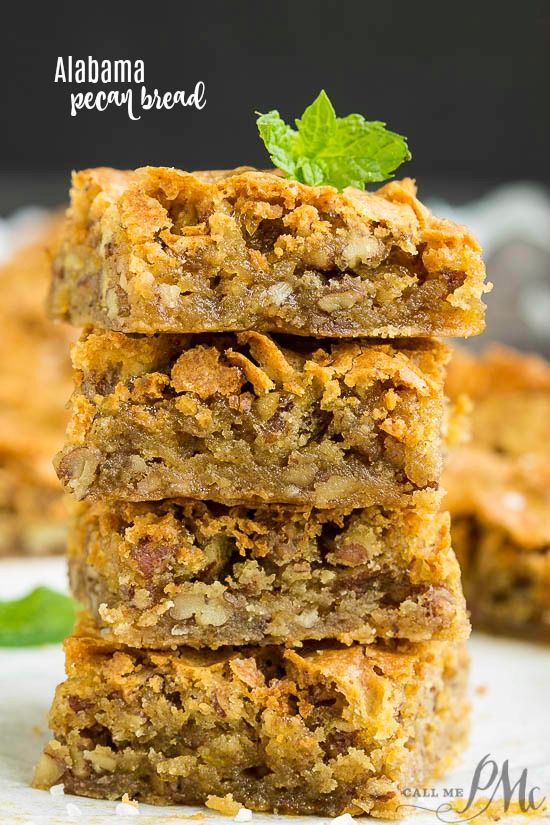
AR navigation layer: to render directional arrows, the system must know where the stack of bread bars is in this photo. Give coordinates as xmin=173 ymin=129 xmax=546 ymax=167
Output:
xmin=33 ymin=167 xmax=488 ymax=818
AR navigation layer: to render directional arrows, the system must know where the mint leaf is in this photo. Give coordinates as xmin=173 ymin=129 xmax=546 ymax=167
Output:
xmin=256 ymin=110 xmax=302 ymax=179
xmin=295 ymin=89 xmax=336 ymax=153
xmin=0 ymin=587 xmax=77 ymax=646
xmin=256 ymin=90 xmax=411 ymax=191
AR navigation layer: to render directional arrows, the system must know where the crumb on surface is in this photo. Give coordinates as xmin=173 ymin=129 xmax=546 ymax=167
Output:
xmin=206 ymin=794 xmax=243 ymax=816
xmin=234 ymin=808 xmax=253 ymax=822
xmin=116 ymin=800 xmax=140 ymax=816
xmin=475 ymin=685 xmax=487 ymax=696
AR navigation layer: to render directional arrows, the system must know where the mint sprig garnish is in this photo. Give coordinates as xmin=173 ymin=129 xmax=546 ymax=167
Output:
xmin=0 ymin=587 xmax=77 ymax=646
xmin=256 ymin=90 xmax=411 ymax=191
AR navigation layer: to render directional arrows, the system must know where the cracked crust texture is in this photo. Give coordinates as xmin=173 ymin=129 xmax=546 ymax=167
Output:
xmin=445 ymin=345 xmax=550 ymax=641
xmin=33 ymin=615 xmax=469 ymax=818
xmin=48 ymin=166 xmax=489 ymax=338
xmin=0 ymin=215 xmax=75 ymax=557
xmin=55 ymin=330 xmax=449 ymax=508
xmin=67 ymin=496 xmax=469 ymax=649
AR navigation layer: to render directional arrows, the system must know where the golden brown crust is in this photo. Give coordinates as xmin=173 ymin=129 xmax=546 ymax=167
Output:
xmin=49 ymin=166 xmax=488 ymax=337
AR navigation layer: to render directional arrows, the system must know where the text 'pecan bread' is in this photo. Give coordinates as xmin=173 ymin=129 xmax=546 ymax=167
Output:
xmin=49 ymin=167 xmax=489 ymax=338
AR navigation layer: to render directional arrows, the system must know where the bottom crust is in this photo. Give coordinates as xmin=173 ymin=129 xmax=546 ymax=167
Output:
xmin=33 ymin=615 xmax=469 ymax=818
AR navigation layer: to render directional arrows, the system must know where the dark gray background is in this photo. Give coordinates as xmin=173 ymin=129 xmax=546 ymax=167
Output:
xmin=0 ymin=0 xmax=548 ymax=214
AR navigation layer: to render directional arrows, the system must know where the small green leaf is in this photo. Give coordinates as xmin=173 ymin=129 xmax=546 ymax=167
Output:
xmin=0 ymin=587 xmax=77 ymax=647
xmin=256 ymin=91 xmax=411 ymax=191
xmin=256 ymin=110 xmax=301 ymax=179
xmin=295 ymin=90 xmax=336 ymax=153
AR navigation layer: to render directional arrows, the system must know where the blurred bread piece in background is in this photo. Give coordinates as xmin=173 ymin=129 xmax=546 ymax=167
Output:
xmin=445 ymin=345 xmax=550 ymax=641
xmin=0 ymin=213 xmax=76 ymax=556
xmin=446 ymin=344 xmax=550 ymax=455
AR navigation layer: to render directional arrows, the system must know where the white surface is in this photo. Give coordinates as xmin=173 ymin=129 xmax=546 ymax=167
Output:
xmin=0 ymin=558 xmax=549 ymax=824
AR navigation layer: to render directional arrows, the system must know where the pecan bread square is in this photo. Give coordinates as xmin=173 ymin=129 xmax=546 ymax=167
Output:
xmin=68 ymin=495 xmax=469 ymax=649
xmin=0 ymin=215 xmax=75 ymax=557
xmin=55 ymin=331 xmax=449 ymax=508
xmin=445 ymin=445 xmax=550 ymax=641
xmin=446 ymin=345 xmax=550 ymax=457
xmin=49 ymin=166 xmax=488 ymax=338
xmin=33 ymin=616 xmax=469 ymax=818
xmin=445 ymin=345 xmax=550 ymax=640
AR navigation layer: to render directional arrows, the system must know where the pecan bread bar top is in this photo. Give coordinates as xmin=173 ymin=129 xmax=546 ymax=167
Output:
xmin=55 ymin=330 xmax=449 ymax=508
xmin=446 ymin=345 xmax=550 ymax=456
xmin=33 ymin=615 xmax=469 ymax=818
xmin=49 ymin=166 xmax=488 ymax=337
xmin=68 ymin=495 xmax=469 ymax=649
xmin=444 ymin=445 xmax=550 ymax=641
xmin=0 ymin=215 xmax=75 ymax=557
